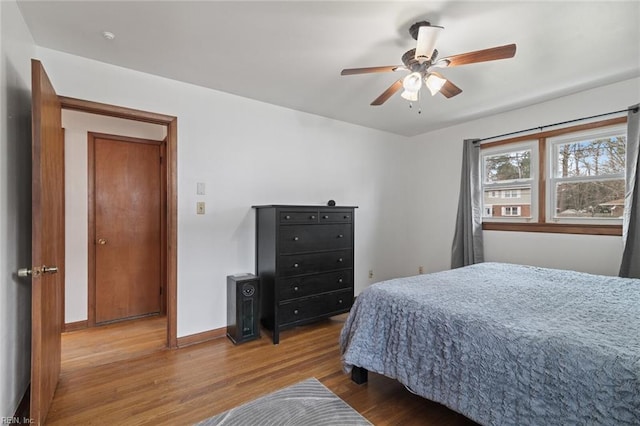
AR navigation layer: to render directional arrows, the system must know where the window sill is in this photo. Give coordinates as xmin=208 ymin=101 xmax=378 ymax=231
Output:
xmin=482 ymin=222 xmax=622 ymax=236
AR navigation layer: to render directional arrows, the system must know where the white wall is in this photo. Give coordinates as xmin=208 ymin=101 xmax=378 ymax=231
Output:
xmin=0 ymin=0 xmax=35 ymax=417
xmin=404 ymin=77 xmax=640 ymax=277
xmin=35 ymin=47 xmax=409 ymax=337
xmin=62 ymin=110 xmax=166 ymax=323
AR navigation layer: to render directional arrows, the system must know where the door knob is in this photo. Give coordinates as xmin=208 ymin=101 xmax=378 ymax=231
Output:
xmin=18 ymin=268 xmax=32 ymax=277
xmin=17 ymin=265 xmax=58 ymax=277
xmin=97 ymin=238 xmax=107 ymax=245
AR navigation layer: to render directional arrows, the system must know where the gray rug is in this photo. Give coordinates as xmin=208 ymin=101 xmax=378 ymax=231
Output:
xmin=195 ymin=378 xmax=372 ymax=426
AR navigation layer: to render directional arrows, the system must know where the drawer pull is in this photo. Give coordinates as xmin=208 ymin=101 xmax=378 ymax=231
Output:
xmin=294 ymin=309 xmax=299 ymax=315
xmin=285 ymin=215 xmax=291 ymax=220
xmin=338 ymin=258 xmax=343 ymax=263
xmin=338 ymin=299 xmax=343 ymax=304
xmin=293 ymin=286 xmax=299 ymax=292
xmin=323 ymin=215 xmax=329 ymax=219
xmin=293 ymin=236 xmax=299 ymax=241
xmin=293 ymin=263 xmax=299 ymax=268
xmin=338 ymin=278 xmax=343 ymax=283
xmin=310 ymin=215 xmax=316 ymax=219
xmin=337 ymin=234 xmax=344 ymax=238
xmin=344 ymin=215 xmax=350 ymax=219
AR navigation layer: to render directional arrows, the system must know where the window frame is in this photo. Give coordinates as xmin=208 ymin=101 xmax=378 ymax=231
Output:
xmin=480 ymin=116 xmax=626 ymax=236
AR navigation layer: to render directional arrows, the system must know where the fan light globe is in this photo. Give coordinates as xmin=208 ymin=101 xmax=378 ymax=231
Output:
xmin=403 ymin=72 xmax=423 ymax=92
xmin=400 ymin=90 xmax=419 ymax=102
xmin=425 ymin=73 xmax=447 ymax=96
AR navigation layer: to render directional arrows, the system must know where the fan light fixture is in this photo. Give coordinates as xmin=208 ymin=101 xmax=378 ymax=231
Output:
xmin=401 ymin=72 xmax=422 ymax=101
xmin=401 ymin=90 xmax=419 ymax=102
xmin=425 ymin=73 xmax=447 ymax=96
xmin=403 ymin=72 xmax=423 ymax=91
xmin=401 ymin=71 xmax=446 ymax=101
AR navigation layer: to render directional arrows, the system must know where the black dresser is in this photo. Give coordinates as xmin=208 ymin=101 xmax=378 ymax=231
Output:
xmin=253 ymin=205 xmax=357 ymax=344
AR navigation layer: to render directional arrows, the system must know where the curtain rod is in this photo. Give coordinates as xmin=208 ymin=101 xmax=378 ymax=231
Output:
xmin=477 ymin=106 xmax=639 ymax=143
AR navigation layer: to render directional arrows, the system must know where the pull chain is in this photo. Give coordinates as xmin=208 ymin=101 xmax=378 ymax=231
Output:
xmin=408 ymin=92 xmax=423 ymax=114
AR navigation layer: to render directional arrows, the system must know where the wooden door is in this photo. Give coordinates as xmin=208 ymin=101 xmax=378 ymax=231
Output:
xmin=91 ymin=135 xmax=162 ymax=324
xmin=30 ymin=59 xmax=65 ymax=425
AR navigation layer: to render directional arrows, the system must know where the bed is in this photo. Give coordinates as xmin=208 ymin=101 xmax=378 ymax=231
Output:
xmin=339 ymin=262 xmax=640 ymax=425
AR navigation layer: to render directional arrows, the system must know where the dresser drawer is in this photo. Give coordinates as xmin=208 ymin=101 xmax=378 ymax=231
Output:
xmin=279 ymin=210 xmax=319 ymax=224
xmin=278 ymin=270 xmax=353 ymax=301
xmin=279 ymin=224 xmax=352 ymax=254
xmin=319 ymin=210 xmax=353 ymax=223
xmin=279 ymin=290 xmax=353 ymax=326
xmin=278 ymin=250 xmax=352 ymax=276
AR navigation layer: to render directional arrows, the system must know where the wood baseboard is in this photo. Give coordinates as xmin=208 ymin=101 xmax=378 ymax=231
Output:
xmin=64 ymin=320 xmax=88 ymax=332
xmin=176 ymin=327 xmax=226 ymax=348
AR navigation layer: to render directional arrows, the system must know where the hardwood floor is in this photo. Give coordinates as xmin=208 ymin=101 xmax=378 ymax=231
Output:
xmin=47 ymin=315 xmax=477 ymax=425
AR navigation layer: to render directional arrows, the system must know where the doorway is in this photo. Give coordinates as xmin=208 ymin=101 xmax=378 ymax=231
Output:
xmin=60 ymin=96 xmax=178 ymax=348
xmin=88 ymin=133 xmax=166 ymax=325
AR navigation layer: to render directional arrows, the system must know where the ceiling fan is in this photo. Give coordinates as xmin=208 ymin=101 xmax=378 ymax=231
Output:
xmin=341 ymin=21 xmax=517 ymax=106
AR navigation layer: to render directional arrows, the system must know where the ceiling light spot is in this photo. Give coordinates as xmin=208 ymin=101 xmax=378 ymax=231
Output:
xmin=102 ymin=31 xmax=115 ymax=41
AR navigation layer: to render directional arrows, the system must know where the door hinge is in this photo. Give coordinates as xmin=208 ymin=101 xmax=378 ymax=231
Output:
xmin=160 ymin=286 xmax=163 ymax=295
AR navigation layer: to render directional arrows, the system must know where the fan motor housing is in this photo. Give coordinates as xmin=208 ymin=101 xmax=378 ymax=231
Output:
xmin=409 ymin=21 xmax=431 ymax=40
xmin=402 ymin=48 xmax=438 ymax=72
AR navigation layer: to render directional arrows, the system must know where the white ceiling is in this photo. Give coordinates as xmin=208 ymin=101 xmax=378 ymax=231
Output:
xmin=16 ymin=1 xmax=640 ymax=137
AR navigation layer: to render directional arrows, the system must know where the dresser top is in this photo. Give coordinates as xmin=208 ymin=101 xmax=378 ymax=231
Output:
xmin=252 ymin=204 xmax=358 ymax=209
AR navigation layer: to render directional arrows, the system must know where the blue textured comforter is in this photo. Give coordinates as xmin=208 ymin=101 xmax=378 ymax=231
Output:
xmin=339 ymin=262 xmax=640 ymax=425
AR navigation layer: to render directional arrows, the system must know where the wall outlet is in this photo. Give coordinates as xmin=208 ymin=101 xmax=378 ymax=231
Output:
xmin=196 ymin=202 xmax=205 ymax=215
xmin=368 ymin=270 xmax=374 ymax=279
xmin=418 ymin=266 xmax=424 ymax=274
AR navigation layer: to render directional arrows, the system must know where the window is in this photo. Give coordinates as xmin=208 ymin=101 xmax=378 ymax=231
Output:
xmin=501 ymin=206 xmax=521 ymax=216
xmin=548 ymin=128 xmax=626 ymax=223
xmin=480 ymin=118 xmax=626 ymax=235
xmin=482 ymin=141 xmax=537 ymax=223
xmin=502 ymin=189 xmax=520 ymax=198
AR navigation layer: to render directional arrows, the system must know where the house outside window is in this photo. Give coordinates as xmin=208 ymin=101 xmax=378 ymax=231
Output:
xmin=480 ymin=118 xmax=627 ymax=235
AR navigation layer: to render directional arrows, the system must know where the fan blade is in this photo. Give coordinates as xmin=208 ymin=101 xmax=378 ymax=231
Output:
xmin=371 ymin=79 xmax=403 ymax=106
xmin=341 ymin=66 xmax=402 ymax=76
xmin=440 ymin=44 xmax=516 ymax=67
xmin=415 ymin=25 xmax=443 ymax=61
xmin=439 ymin=79 xmax=463 ymax=98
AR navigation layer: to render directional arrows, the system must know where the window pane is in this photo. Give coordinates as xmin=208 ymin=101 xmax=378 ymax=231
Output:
xmin=554 ymin=136 xmax=625 ymax=178
xmin=555 ymin=180 xmax=625 ymax=218
xmin=484 ymin=150 xmax=531 ymax=183
xmin=483 ymin=187 xmax=531 ymax=218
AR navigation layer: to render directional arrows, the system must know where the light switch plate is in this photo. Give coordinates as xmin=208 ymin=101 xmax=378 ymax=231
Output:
xmin=197 ymin=182 xmax=206 ymax=195
xmin=197 ymin=202 xmax=205 ymax=215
